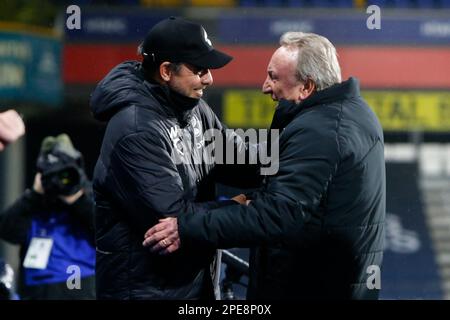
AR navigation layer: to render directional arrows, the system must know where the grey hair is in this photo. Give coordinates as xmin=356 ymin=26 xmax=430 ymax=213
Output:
xmin=137 ymin=42 xmax=144 ymax=56
xmin=280 ymin=32 xmax=341 ymax=91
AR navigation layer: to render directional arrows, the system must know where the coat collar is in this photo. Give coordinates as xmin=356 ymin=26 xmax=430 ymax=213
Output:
xmin=270 ymin=77 xmax=360 ymax=130
xmin=140 ymin=65 xmax=199 ymax=127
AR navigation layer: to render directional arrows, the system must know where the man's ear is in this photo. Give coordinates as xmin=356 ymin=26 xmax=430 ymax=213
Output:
xmin=159 ymin=62 xmax=172 ymax=82
xmin=299 ymin=78 xmax=316 ymax=100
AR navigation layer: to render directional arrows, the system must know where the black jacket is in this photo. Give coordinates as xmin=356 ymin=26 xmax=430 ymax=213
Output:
xmin=178 ymin=78 xmax=386 ymax=300
xmin=90 ymin=61 xmax=253 ymax=300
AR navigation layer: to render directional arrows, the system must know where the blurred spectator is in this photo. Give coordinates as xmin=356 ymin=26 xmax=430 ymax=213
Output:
xmin=0 ymin=110 xmax=25 ymax=152
xmin=0 ymin=134 xmax=95 ymax=300
xmin=0 ymin=259 xmax=17 ymax=300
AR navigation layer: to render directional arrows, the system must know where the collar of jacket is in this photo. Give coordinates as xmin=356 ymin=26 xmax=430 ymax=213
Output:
xmin=140 ymin=66 xmax=199 ymax=127
xmin=270 ymin=77 xmax=360 ymax=130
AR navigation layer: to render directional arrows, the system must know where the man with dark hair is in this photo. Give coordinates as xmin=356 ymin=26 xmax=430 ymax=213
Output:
xmin=91 ymin=17 xmax=256 ymax=300
xmin=144 ymin=32 xmax=386 ymax=300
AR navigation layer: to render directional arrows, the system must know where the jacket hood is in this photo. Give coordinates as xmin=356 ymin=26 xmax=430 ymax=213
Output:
xmin=90 ymin=61 xmax=200 ymax=125
xmin=90 ymin=61 xmax=158 ymax=121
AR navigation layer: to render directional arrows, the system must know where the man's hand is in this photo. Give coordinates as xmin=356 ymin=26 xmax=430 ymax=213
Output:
xmin=232 ymin=194 xmax=252 ymax=205
xmin=33 ymin=173 xmax=44 ymax=194
xmin=59 ymin=189 xmax=84 ymax=204
xmin=0 ymin=109 xmax=25 ymax=151
xmin=142 ymin=195 xmax=252 ymax=255
xmin=143 ymin=217 xmax=180 ymax=255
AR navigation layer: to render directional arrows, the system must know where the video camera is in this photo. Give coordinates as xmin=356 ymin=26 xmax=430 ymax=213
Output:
xmin=36 ymin=134 xmax=87 ymax=197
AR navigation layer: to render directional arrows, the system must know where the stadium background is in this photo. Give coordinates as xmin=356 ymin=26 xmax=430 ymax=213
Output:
xmin=1 ymin=0 xmax=450 ymax=299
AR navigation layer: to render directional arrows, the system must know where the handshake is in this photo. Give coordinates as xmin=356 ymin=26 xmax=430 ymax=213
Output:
xmin=142 ymin=193 xmax=251 ymax=255
xmin=231 ymin=194 xmax=251 ymax=206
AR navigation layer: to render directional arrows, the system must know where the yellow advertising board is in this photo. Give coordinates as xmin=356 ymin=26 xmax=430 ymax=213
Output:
xmin=223 ymin=90 xmax=450 ymax=131
xmin=363 ymin=91 xmax=450 ymax=131
xmin=223 ymin=90 xmax=276 ymax=128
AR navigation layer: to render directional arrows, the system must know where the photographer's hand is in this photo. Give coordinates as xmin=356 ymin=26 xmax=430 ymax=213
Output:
xmin=32 ymin=173 xmax=44 ymax=194
xmin=60 ymin=189 xmax=84 ymax=205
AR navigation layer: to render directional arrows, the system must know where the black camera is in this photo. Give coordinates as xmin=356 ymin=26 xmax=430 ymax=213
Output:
xmin=36 ymin=135 xmax=86 ymax=197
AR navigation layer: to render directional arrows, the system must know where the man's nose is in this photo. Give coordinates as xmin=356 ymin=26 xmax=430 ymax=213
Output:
xmin=201 ymin=70 xmax=213 ymax=86
xmin=262 ymin=77 xmax=271 ymax=93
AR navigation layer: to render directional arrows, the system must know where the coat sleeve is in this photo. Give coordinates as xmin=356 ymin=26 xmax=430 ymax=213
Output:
xmin=106 ymin=130 xmax=230 ymax=229
xmin=205 ymin=108 xmax=263 ymax=189
xmin=0 ymin=190 xmax=39 ymax=244
xmin=178 ymin=124 xmax=340 ymax=249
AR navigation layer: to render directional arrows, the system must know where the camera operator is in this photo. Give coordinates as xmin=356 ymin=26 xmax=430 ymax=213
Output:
xmin=0 ymin=134 xmax=95 ymax=300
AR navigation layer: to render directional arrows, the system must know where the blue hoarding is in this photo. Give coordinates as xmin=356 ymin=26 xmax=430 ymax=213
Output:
xmin=218 ymin=14 xmax=450 ymax=45
xmin=63 ymin=9 xmax=450 ymax=45
xmin=0 ymin=31 xmax=62 ymax=107
xmin=64 ymin=10 xmax=178 ymax=42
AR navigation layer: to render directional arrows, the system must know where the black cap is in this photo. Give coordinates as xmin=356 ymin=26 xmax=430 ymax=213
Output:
xmin=141 ymin=16 xmax=232 ymax=70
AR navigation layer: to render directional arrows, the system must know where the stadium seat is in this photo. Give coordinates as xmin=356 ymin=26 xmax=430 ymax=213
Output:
xmin=190 ymin=0 xmax=236 ymax=6
xmin=416 ymin=0 xmax=450 ymax=7
xmin=140 ymin=0 xmax=183 ymax=6
xmin=240 ymin=0 xmax=355 ymax=6
xmin=367 ymin=0 xmax=407 ymax=7
xmin=367 ymin=0 xmax=450 ymax=7
xmin=240 ymin=0 xmax=283 ymax=6
xmin=287 ymin=0 xmax=353 ymax=7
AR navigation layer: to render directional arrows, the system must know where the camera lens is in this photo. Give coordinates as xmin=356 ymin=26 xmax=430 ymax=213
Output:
xmin=58 ymin=168 xmax=79 ymax=187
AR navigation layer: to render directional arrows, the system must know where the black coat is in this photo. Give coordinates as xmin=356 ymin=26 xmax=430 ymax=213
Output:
xmin=90 ymin=61 xmax=252 ymax=299
xmin=178 ymin=78 xmax=386 ymax=300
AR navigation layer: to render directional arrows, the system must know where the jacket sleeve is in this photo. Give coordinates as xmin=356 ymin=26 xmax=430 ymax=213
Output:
xmin=206 ymin=109 xmax=263 ymax=189
xmin=178 ymin=125 xmax=340 ymax=249
xmin=107 ymin=130 xmax=232 ymax=229
xmin=0 ymin=190 xmax=40 ymax=244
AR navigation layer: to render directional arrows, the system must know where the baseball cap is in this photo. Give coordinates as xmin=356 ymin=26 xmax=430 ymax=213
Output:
xmin=141 ymin=16 xmax=232 ymax=70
